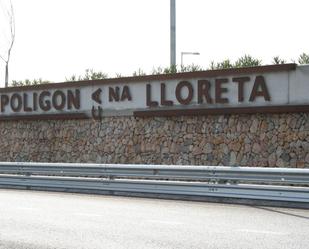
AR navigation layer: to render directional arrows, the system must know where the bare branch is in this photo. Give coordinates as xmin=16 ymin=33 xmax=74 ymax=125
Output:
xmin=0 ymin=54 xmax=7 ymax=63
xmin=7 ymin=1 xmax=14 ymax=64
xmin=10 ymin=0 xmax=15 ymax=40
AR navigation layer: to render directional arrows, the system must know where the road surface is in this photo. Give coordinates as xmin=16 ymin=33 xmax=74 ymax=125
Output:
xmin=0 ymin=189 xmax=308 ymax=249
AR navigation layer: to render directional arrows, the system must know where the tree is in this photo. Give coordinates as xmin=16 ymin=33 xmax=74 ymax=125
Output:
xmin=0 ymin=0 xmax=15 ymax=87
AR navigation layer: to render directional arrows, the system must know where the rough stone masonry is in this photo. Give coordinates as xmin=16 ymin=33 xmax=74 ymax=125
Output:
xmin=0 ymin=113 xmax=308 ymax=167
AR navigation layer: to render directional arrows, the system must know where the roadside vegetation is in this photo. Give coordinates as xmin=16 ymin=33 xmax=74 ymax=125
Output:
xmin=10 ymin=53 xmax=309 ymax=86
xmin=11 ymin=78 xmax=50 ymax=87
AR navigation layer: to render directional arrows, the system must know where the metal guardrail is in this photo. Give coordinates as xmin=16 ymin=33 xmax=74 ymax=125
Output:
xmin=1 ymin=162 xmax=309 ymax=184
xmin=0 ymin=162 xmax=308 ymax=204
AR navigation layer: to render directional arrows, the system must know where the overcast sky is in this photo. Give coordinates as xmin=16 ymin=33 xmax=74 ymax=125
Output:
xmin=0 ymin=0 xmax=309 ymax=87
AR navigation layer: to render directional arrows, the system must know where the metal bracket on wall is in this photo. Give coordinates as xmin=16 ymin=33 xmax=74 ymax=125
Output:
xmin=91 ymin=106 xmax=103 ymax=120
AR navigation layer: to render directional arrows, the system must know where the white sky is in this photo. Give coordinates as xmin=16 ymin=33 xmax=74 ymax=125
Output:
xmin=0 ymin=0 xmax=309 ymax=87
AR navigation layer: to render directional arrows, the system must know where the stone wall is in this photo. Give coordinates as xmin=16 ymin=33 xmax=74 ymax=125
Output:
xmin=0 ymin=113 xmax=308 ymax=167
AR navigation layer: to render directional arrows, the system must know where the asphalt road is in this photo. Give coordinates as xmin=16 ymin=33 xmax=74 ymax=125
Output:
xmin=0 ymin=189 xmax=308 ymax=249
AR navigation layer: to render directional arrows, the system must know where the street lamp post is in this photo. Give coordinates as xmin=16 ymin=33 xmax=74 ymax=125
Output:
xmin=181 ymin=52 xmax=200 ymax=67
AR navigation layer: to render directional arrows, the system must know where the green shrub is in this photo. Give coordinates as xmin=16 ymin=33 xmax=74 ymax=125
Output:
xmin=298 ymin=53 xmax=309 ymax=64
xmin=234 ymin=54 xmax=262 ymax=67
xmin=272 ymin=56 xmax=286 ymax=64
xmin=66 ymin=69 xmax=108 ymax=81
xmin=11 ymin=78 xmax=50 ymax=87
xmin=10 ymin=53 xmax=309 ymax=86
xmin=209 ymin=59 xmax=233 ymax=70
xmin=132 ymin=68 xmax=146 ymax=76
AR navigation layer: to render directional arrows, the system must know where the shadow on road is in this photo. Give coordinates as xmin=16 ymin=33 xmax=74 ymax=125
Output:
xmin=251 ymin=206 xmax=309 ymax=220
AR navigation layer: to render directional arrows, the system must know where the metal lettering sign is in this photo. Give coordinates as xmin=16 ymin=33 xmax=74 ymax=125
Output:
xmin=0 ymin=64 xmax=308 ymax=120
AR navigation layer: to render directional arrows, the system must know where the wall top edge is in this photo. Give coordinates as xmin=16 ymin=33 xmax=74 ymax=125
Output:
xmin=0 ymin=64 xmax=297 ymax=93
